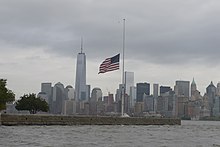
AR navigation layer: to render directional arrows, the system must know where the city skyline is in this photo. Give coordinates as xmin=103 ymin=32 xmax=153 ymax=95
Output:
xmin=1 ymin=1 xmax=220 ymax=98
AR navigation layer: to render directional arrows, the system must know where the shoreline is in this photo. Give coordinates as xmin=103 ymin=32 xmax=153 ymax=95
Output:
xmin=0 ymin=113 xmax=181 ymax=126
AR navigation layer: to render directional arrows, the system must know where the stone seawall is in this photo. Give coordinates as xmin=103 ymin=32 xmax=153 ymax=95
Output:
xmin=0 ymin=114 xmax=181 ymax=126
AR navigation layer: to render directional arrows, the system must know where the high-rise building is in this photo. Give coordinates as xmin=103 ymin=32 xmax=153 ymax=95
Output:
xmin=103 ymin=96 xmax=108 ymax=104
xmin=125 ymin=71 xmax=134 ymax=111
xmin=115 ymin=84 xmax=125 ymax=113
xmin=213 ymin=96 xmax=220 ymax=116
xmin=108 ymin=94 xmax=114 ymax=105
xmin=157 ymin=91 xmax=175 ymax=117
xmin=115 ymin=89 xmax=120 ymax=103
xmin=106 ymin=94 xmax=115 ymax=113
xmin=86 ymin=85 xmax=91 ymax=101
xmin=75 ymin=49 xmax=87 ymax=102
xmin=216 ymin=82 xmax=220 ymax=96
xmin=64 ymin=99 xmax=76 ymax=115
xmin=191 ymin=78 xmax=197 ymax=96
xmin=41 ymin=83 xmax=52 ymax=98
xmin=41 ymin=83 xmax=53 ymax=112
xmin=52 ymin=82 xmax=65 ymax=114
xmin=176 ymin=95 xmax=188 ymax=118
xmin=129 ymin=86 xmax=136 ymax=107
xmin=190 ymin=78 xmax=202 ymax=101
xmin=125 ymin=71 xmax=134 ymax=95
xmin=65 ymin=85 xmax=75 ymax=100
xmin=37 ymin=92 xmax=48 ymax=103
xmin=136 ymin=82 xmax=150 ymax=102
xmin=153 ymin=84 xmax=159 ymax=112
xmin=174 ymin=80 xmax=190 ymax=97
xmin=206 ymin=81 xmax=216 ymax=116
xmin=91 ymin=88 xmax=102 ymax=102
xmin=143 ymin=94 xmax=154 ymax=112
xmin=206 ymin=81 xmax=216 ymax=96
xmin=115 ymin=84 xmax=124 ymax=102
xmin=160 ymin=86 xmax=172 ymax=95
xmin=90 ymin=88 xmax=102 ymax=115
xmin=153 ymin=84 xmax=159 ymax=98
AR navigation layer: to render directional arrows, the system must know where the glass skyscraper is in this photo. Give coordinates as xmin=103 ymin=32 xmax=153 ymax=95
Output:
xmin=75 ymin=51 xmax=87 ymax=102
xmin=125 ymin=71 xmax=134 ymax=95
xmin=160 ymin=86 xmax=172 ymax=95
xmin=41 ymin=83 xmax=52 ymax=112
xmin=136 ymin=82 xmax=150 ymax=102
xmin=174 ymin=80 xmax=190 ymax=97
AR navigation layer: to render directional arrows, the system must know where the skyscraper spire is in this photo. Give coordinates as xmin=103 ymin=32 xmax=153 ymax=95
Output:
xmin=191 ymin=78 xmax=197 ymax=96
xmin=81 ymin=37 xmax=83 ymax=53
xmin=192 ymin=77 xmax=196 ymax=85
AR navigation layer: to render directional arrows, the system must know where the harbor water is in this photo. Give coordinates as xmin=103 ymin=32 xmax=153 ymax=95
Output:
xmin=1 ymin=120 xmax=220 ymax=147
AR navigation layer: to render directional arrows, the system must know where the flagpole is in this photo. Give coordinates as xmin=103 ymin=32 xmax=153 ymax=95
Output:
xmin=121 ymin=19 xmax=125 ymax=117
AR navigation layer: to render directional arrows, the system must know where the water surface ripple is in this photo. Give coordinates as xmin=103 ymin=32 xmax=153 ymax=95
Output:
xmin=1 ymin=121 xmax=220 ymax=147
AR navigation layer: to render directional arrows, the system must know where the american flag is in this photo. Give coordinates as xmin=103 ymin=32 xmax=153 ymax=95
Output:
xmin=98 ymin=54 xmax=120 ymax=74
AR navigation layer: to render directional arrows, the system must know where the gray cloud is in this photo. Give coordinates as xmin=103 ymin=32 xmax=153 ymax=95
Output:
xmin=1 ymin=0 xmax=220 ymax=96
xmin=1 ymin=0 xmax=220 ymax=65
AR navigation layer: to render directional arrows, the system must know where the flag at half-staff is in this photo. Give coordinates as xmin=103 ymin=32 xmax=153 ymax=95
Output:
xmin=98 ymin=54 xmax=120 ymax=74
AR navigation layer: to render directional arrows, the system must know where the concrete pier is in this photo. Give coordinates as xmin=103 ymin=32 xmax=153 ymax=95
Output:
xmin=0 ymin=114 xmax=181 ymax=126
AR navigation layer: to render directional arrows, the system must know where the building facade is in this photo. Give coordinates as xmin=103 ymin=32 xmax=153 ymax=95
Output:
xmin=75 ymin=51 xmax=87 ymax=102
xmin=160 ymin=86 xmax=172 ymax=95
xmin=52 ymin=82 xmax=65 ymax=114
xmin=125 ymin=71 xmax=134 ymax=95
xmin=174 ymin=80 xmax=190 ymax=97
xmin=136 ymin=82 xmax=150 ymax=102
xmin=41 ymin=83 xmax=53 ymax=111
xmin=206 ymin=81 xmax=216 ymax=116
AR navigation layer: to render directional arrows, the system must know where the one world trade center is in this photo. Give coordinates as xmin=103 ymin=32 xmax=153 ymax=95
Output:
xmin=75 ymin=47 xmax=87 ymax=102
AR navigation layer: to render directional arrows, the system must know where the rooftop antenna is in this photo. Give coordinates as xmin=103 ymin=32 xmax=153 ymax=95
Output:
xmin=81 ymin=37 xmax=83 ymax=53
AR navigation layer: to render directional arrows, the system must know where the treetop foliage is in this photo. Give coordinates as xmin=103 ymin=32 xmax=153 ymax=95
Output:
xmin=15 ymin=93 xmax=49 ymax=114
xmin=0 ymin=79 xmax=15 ymax=110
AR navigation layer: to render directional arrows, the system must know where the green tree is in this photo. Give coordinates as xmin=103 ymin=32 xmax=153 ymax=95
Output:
xmin=0 ymin=79 xmax=15 ymax=110
xmin=15 ymin=93 xmax=49 ymax=114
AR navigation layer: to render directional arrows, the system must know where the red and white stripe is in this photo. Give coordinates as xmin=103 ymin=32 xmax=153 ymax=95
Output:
xmin=99 ymin=58 xmax=119 ymax=74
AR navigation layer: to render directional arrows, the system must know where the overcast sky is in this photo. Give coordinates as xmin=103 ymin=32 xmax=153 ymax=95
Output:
xmin=1 ymin=0 xmax=220 ymax=98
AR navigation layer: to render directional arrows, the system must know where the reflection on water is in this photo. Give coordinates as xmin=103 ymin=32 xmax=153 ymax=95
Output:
xmin=1 ymin=121 xmax=220 ymax=147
